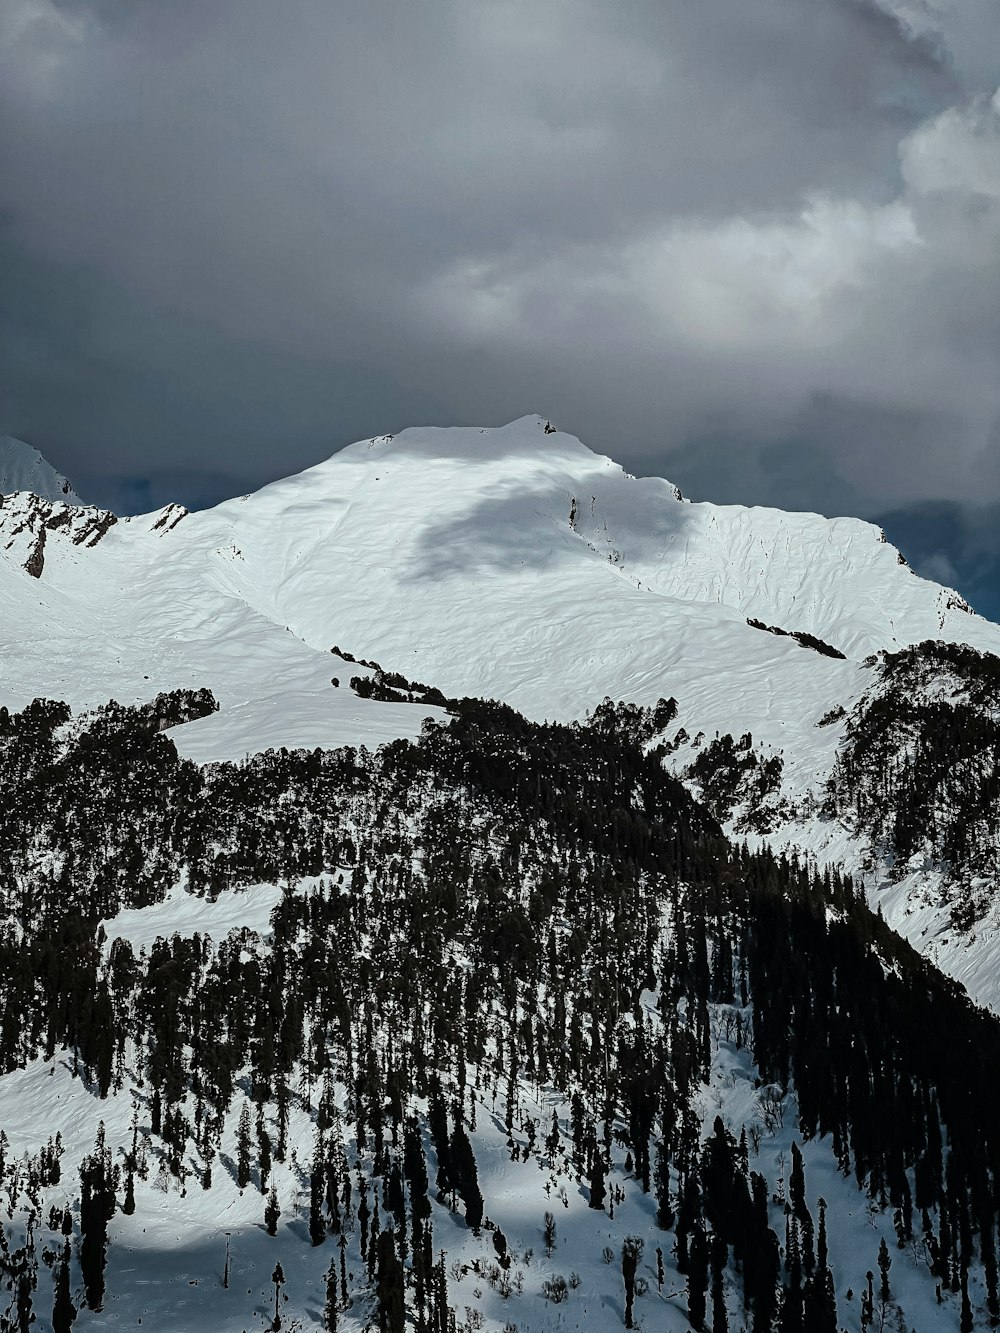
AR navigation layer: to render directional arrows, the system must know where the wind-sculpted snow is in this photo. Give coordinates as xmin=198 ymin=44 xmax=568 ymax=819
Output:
xmin=4 ymin=415 xmax=1000 ymax=1007
xmin=2 ymin=416 xmax=996 ymax=764
xmin=7 ymin=420 xmax=1000 ymax=1326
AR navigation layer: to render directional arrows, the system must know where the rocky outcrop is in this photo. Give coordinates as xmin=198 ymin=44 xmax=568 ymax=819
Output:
xmin=0 ymin=491 xmax=118 ymax=577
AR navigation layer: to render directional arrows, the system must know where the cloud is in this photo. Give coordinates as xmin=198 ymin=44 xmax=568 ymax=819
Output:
xmin=418 ymin=87 xmax=1000 ymax=510
xmin=0 ymin=0 xmax=998 ymax=516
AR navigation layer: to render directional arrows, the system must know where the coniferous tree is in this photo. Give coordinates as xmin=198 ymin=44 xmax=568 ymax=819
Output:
xmin=271 ymin=1261 xmax=285 ymax=1331
xmin=310 ymin=1131 xmax=326 ymax=1246
xmin=688 ymin=1225 xmax=708 ymax=1331
xmin=448 ymin=1122 xmax=483 ymax=1230
xmin=403 ymin=1118 xmax=431 ymax=1228
xmin=711 ymin=1232 xmax=728 ymax=1333
xmin=15 ymin=1264 xmax=32 ymax=1333
xmin=589 ymin=1151 xmax=607 ymax=1210
xmin=52 ymin=1237 xmax=76 ymax=1332
xmin=428 ymin=1083 xmax=451 ymax=1199
xmin=803 ymin=1199 xmax=837 ymax=1333
xmin=622 ymin=1235 xmax=643 ymax=1330
xmin=237 ymin=1103 xmax=253 ymax=1190
xmin=961 ymin=1263 xmax=973 ymax=1333
xmin=376 ymin=1229 xmax=405 ymax=1333
xmin=877 ymin=1235 xmax=891 ymax=1303
xmin=654 ymin=1139 xmax=674 ymax=1229
xmin=79 ymin=1125 xmax=114 ymax=1311
xmin=122 ymin=1167 xmax=135 ymax=1216
xmin=323 ymin=1253 xmax=339 ymax=1331
xmin=265 ymin=1185 xmax=281 ymax=1237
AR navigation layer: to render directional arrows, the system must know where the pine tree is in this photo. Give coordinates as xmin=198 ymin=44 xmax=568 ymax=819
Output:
xmin=52 ymin=1238 xmax=77 ymax=1332
xmin=265 ymin=1184 xmax=281 ymax=1236
xmin=79 ymin=1124 xmax=114 ymax=1311
xmin=323 ymin=1254 xmax=339 ymax=1331
xmin=237 ymin=1103 xmax=253 ymax=1190
xmin=271 ymin=1261 xmax=285 ymax=1331
xmin=688 ymin=1226 xmax=708 ymax=1331
xmin=711 ymin=1232 xmax=728 ymax=1333
xmin=376 ymin=1229 xmax=405 ymax=1333
xmin=122 ymin=1167 xmax=135 ymax=1215
xmin=622 ymin=1235 xmax=643 ymax=1330
xmin=448 ymin=1123 xmax=483 ymax=1230
xmin=654 ymin=1139 xmax=674 ymax=1228
xmin=589 ymin=1151 xmax=607 ymax=1210
xmin=257 ymin=1105 xmax=272 ymax=1190
xmin=961 ymin=1263 xmax=973 ymax=1333
xmin=310 ymin=1131 xmax=326 ymax=1246
xmin=877 ymin=1236 xmax=891 ymax=1303
xmin=546 ymin=1109 xmax=560 ymax=1159
xmin=15 ymin=1265 xmax=32 ymax=1333
xmin=403 ymin=1117 xmax=432 ymax=1225
xmin=804 ymin=1199 xmax=838 ymax=1333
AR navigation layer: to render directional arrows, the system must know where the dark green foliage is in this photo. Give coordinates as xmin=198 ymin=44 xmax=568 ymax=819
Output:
xmin=589 ymin=1151 xmax=607 ymax=1210
xmin=878 ymin=1235 xmax=891 ymax=1302
xmin=622 ymin=1235 xmax=642 ymax=1330
xmin=79 ymin=1125 xmax=114 ymax=1311
xmin=3 ymin=684 xmax=1000 ymax=1327
xmin=237 ymin=1103 xmax=253 ymax=1190
xmin=265 ymin=1185 xmax=281 ymax=1236
xmin=52 ymin=1238 xmax=76 ymax=1332
xmin=688 ymin=1225 xmax=708 ymax=1331
xmin=403 ymin=1118 xmax=431 ymax=1224
xmin=746 ymin=618 xmax=846 ymax=658
xmin=323 ymin=1254 xmax=339 ymax=1331
xmin=376 ymin=1230 xmax=405 ymax=1333
xmin=829 ymin=640 xmax=1000 ymax=901
xmin=688 ymin=732 xmax=784 ymax=829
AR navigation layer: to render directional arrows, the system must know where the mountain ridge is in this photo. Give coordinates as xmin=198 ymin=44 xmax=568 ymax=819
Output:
xmin=3 ymin=415 xmax=1000 ymax=1013
xmin=0 ymin=435 xmax=84 ymax=507
xmin=3 ymin=419 xmax=1000 ymax=1328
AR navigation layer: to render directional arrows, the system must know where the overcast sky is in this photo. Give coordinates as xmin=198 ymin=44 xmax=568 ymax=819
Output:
xmin=2 ymin=1 xmax=1000 ymax=611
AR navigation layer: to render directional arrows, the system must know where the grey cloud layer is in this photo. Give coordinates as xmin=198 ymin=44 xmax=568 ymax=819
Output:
xmin=1 ymin=0 xmax=998 ymax=514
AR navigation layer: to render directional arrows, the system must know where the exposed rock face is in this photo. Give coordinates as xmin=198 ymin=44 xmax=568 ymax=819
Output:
xmin=0 ymin=492 xmax=117 ymax=578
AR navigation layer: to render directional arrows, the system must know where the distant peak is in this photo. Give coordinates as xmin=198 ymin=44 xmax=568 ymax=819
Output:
xmin=0 ymin=435 xmax=85 ymax=506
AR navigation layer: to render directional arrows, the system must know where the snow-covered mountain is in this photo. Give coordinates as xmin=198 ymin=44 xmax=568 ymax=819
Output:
xmin=0 ymin=435 xmax=83 ymax=506
xmin=5 ymin=416 xmax=1000 ymax=1333
xmin=3 ymin=415 xmax=999 ymax=1006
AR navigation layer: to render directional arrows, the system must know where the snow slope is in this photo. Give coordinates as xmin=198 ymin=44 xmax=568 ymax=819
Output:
xmin=2 ymin=416 xmax=994 ymax=755
xmin=4 ymin=414 xmax=1000 ymax=1004
xmin=0 ymin=435 xmax=83 ymax=505
xmin=4 ymin=418 xmax=1000 ymax=1329
xmin=0 ymin=994 xmax=972 ymax=1333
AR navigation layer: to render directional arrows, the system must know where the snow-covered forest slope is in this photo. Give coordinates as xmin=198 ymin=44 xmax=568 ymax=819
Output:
xmin=3 ymin=416 xmax=999 ymax=1006
xmin=3 ymin=417 xmax=1000 ymax=1331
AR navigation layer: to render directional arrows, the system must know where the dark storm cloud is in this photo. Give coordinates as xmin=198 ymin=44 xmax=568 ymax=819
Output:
xmin=0 ymin=0 xmax=998 ymax=520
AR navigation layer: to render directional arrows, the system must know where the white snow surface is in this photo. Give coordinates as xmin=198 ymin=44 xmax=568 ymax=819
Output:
xmin=5 ymin=413 xmax=1000 ymax=1005
xmin=101 ymin=879 xmax=288 ymax=955
xmin=5 ymin=417 xmax=1000 ymax=1328
xmin=0 ymin=986 xmax=975 ymax=1331
xmin=2 ymin=415 xmax=994 ymax=757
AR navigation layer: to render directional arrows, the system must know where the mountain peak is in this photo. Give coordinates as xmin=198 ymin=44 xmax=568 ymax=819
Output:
xmin=0 ymin=435 xmax=84 ymax=505
xmin=341 ymin=415 xmax=602 ymax=466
